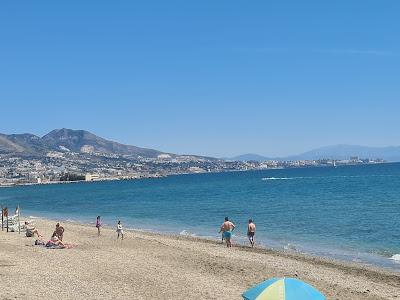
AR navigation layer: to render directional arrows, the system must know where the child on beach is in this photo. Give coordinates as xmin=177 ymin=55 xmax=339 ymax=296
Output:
xmin=96 ymin=216 xmax=101 ymax=236
xmin=116 ymin=220 xmax=124 ymax=240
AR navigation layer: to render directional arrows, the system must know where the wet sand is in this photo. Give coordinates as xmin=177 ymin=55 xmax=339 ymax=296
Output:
xmin=0 ymin=218 xmax=399 ymax=299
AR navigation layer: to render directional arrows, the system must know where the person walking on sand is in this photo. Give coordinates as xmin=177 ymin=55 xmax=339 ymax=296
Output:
xmin=96 ymin=216 xmax=102 ymax=236
xmin=219 ymin=217 xmax=235 ymax=248
xmin=247 ymin=219 xmax=256 ymax=247
xmin=116 ymin=220 xmax=124 ymax=240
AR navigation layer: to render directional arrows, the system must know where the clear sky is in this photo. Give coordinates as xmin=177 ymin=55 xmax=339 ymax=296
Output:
xmin=1 ymin=1 xmax=399 ymax=157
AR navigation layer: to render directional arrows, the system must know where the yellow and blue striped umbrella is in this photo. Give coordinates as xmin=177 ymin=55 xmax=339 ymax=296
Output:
xmin=242 ymin=278 xmax=325 ymax=300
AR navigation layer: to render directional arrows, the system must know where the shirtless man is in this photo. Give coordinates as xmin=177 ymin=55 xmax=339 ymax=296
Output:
xmin=247 ymin=219 xmax=256 ymax=247
xmin=219 ymin=217 xmax=235 ymax=248
xmin=54 ymin=223 xmax=65 ymax=241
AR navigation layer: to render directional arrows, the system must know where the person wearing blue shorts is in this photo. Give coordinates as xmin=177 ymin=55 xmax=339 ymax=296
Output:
xmin=219 ymin=217 xmax=235 ymax=248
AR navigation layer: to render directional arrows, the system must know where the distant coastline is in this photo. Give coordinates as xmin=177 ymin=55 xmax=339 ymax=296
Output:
xmin=0 ymin=160 xmax=388 ymax=188
xmin=0 ymin=129 xmax=393 ymax=187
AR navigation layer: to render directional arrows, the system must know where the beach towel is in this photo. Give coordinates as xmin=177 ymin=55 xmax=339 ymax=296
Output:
xmin=45 ymin=244 xmax=65 ymax=249
xmin=45 ymin=242 xmax=75 ymax=249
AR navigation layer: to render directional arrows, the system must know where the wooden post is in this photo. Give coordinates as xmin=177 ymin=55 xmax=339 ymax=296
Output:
xmin=1 ymin=206 xmax=3 ymax=231
xmin=17 ymin=205 xmax=21 ymax=234
xmin=6 ymin=207 xmax=8 ymax=233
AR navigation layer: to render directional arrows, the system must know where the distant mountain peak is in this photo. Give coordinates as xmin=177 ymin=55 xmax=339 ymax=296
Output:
xmin=2 ymin=130 xmax=400 ymax=162
xmin=286 ymin=144 xmax=400 ymax=161
xmin=228 ymin=144 xmax=400 ymax=162
xmin=0 ymin=128 xmax=168 ymax=159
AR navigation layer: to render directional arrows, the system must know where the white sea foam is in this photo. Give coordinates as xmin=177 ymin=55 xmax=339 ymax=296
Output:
xmin=262 ymin=177 xmax=293 ymax=181
xmin=29 ymin=216 xmax=39 ymax=219
xmin=180 ymin=230 xmax=196 ymax=237
xmin=283 ymin=243 xmax=297 ymax=251
xmin=390 ymin=254 xmax=400 ymax=262
xmin=261 ymin=176 xmax=314 ymax=181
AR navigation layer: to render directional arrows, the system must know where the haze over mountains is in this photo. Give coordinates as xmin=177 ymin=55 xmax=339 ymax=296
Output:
xmin=229 ymin=144 xmax=400 ymax=162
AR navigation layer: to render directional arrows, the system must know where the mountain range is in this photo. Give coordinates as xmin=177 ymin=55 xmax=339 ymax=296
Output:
xmin=228 ymin=144 xmax=400 ymax=162
xmin=1 ymin=129 xmax=400 ymax=162
xmin=0 ymin=128 xmax=166 ymax=158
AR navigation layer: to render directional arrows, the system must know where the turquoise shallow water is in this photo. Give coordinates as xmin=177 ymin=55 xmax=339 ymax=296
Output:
xmin=1 ymin=163 xmax=400 ymax=271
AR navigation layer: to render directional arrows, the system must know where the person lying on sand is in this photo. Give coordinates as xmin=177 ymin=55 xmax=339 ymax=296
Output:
xmin=46 ymin=235 xmax=65 ymax=248
xmin=219 ymin=217 xmax=235 ymax=248
xmin=24 ymin=221 xmax=43 ymax=238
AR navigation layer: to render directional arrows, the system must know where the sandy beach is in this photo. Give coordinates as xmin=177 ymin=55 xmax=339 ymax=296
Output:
xmin=0 ymin=218 xmax=398 ymax=300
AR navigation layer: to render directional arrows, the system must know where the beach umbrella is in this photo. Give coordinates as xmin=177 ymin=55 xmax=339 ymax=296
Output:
xmin=242 ymin=278 xmax=325 ymax=300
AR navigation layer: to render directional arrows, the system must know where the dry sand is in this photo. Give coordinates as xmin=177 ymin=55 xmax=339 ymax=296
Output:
xmin=0 ymin=218 xmax=399 ymax=300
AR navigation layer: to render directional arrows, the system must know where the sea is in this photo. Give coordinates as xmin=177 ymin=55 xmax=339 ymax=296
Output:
xmin=1 ymin=163 xmax=399 ymax=271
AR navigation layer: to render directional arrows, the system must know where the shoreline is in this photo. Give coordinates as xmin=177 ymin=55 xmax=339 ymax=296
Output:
xmin=23 ymin=211 xmax=400 ymax=273
xmin=46 ymin=217 xmax=400 ymax=278
xmin=0 ymin=216 xmax=399 ymax=299
xmin=0 ymin=161 xmax=388 ymax=188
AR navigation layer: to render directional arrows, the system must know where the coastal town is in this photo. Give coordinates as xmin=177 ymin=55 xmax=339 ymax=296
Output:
xmin=0 ymin=150 xmax=385 ymax=186
xmin=2 ymin=1 xmax=400 ymax=299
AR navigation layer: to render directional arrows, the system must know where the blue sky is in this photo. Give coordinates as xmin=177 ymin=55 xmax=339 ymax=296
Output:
xmin=1 ymin=1 xmax=399 ymax=157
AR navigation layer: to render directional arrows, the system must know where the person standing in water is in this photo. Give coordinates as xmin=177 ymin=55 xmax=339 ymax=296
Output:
xmin=116 ymin=220 xmax=124 ymax=240
xmin=219 ymin=217 xmax=235 ymax=248
xmin=247 ymin=219 xmax=256 ymax=247
xmin=96 ymin=216 xmax=101 ymax=236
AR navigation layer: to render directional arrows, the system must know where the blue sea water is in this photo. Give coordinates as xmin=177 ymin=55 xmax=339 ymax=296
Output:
xmin=1 ymin=163 xmax=400 ymax=271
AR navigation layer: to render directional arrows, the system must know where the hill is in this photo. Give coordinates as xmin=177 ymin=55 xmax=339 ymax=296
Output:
xmin=229 ymin=145 xmax=400 ymax=162
xmin=0 ymin=128 xmax=166 ymax=159
xmin=286 ymin=144 xmax=400 ymax=162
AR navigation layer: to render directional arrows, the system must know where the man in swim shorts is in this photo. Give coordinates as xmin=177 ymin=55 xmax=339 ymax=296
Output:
xmin=247 ymin=219 xmax=256 ymax=247
xmin=219 ymin=217 xmax=235 ymax=248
